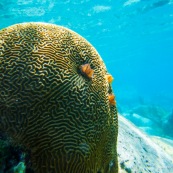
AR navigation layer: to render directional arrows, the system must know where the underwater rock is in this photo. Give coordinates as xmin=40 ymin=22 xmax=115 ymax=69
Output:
xmin=163 ymin=109 xmax=173 ymax=138
xmin=123 ymin=104 xmax=169 ymax=136
xmin=124 ymin=113 xmax=153 ymax=127
xmin=0 ymin=22 xmax=118 ymax=172
xmin=129 ymin=105 xmax=168 ymax=125
xmin=118 ymin=115 xmax=173 ymax=173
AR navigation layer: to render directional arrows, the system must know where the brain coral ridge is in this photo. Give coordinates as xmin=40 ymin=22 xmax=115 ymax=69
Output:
xmin=0 ymin=22 xmax=118 ymax=173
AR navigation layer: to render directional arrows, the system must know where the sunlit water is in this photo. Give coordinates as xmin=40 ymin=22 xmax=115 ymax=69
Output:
xmin=1 ymin=0 xmax=173 ymax=137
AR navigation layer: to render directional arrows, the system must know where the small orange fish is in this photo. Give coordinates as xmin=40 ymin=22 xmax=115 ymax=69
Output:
xmin=106 ymin=74 xmax=114 ymax=83
xmin=108 ymin=94 xmax=116 ymax=105
xmin=80 ymin=63 xmax=94 ymax=79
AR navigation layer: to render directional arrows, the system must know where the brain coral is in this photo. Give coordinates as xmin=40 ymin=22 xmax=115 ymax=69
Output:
xmin=0 ymin=22 xmax=118 ymax=173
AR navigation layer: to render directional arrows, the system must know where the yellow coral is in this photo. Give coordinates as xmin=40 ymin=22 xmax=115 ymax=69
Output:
xmin=0 ymin=22 xmax=118 ymax=173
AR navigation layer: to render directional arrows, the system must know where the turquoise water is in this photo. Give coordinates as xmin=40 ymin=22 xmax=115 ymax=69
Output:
xmin=0 ymin=1 xmax=173 ymax=172
xmin=1 ymin=0 xmax=173 ymax=136
xmin=1 ymin=0 xmax=173 ymax=109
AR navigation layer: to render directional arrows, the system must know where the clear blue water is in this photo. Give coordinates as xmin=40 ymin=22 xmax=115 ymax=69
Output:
xmin=1 ymin=0 xmax=173 ymax=131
